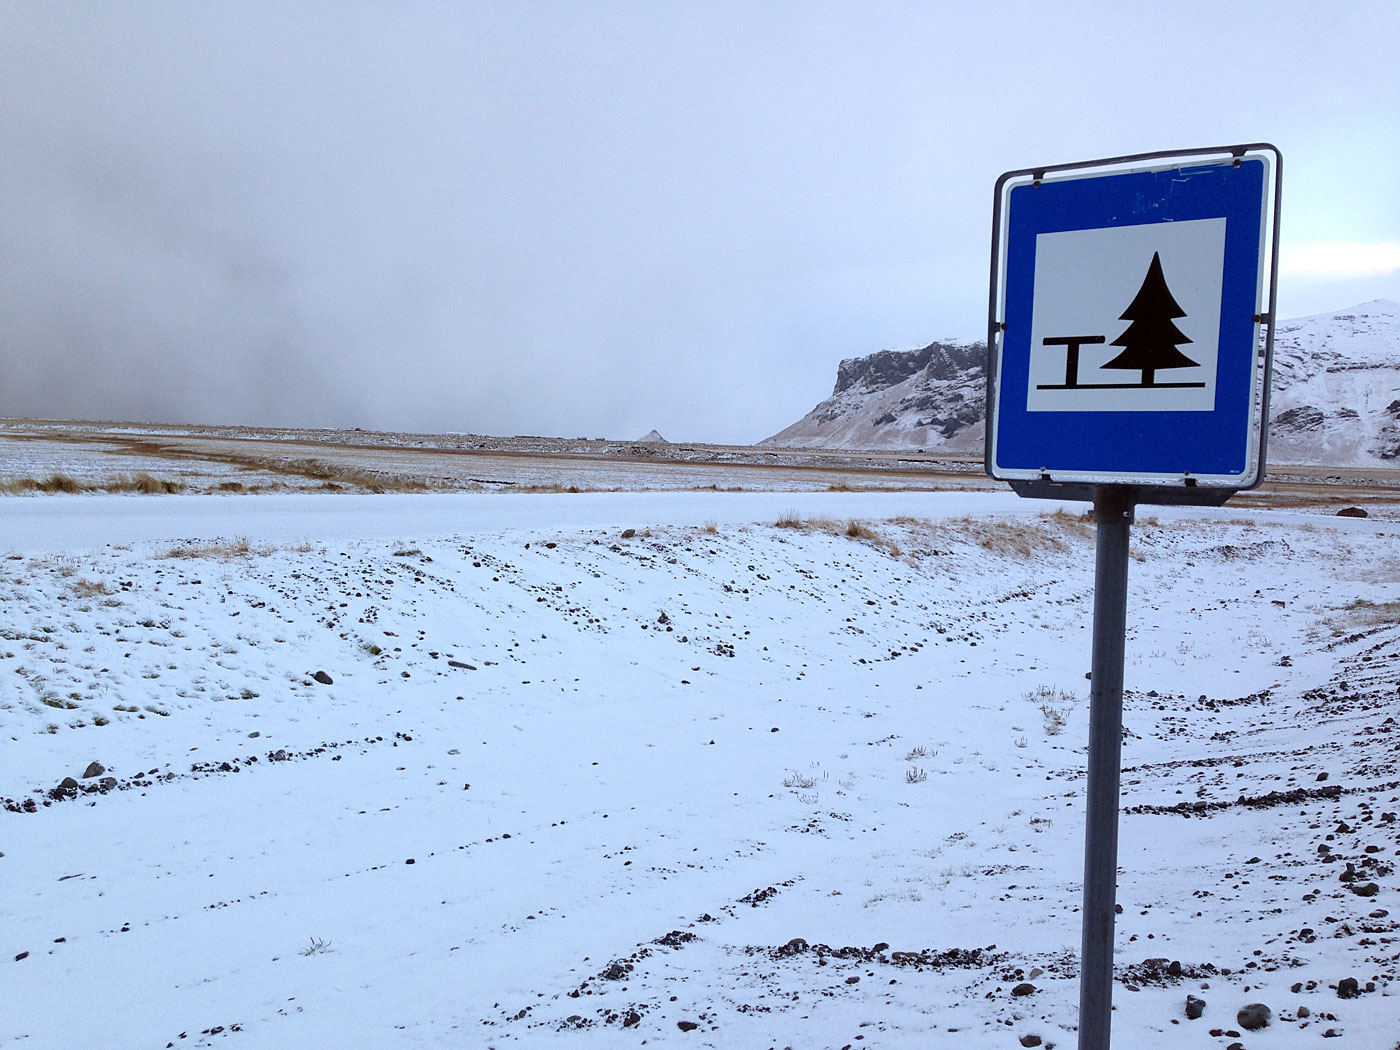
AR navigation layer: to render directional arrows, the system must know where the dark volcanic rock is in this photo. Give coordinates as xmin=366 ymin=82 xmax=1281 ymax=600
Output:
xmin=1185 ymin=994 xmax=1206 ymax=1019
xmin=312 ymin=670 xmax=333 ymax=685
xmin=1237 ymin=1003 xmax=1271 ymax=1030
xmin=1273 ymin=405 xmax=1326 ymax=432
xmin=600 ymin=960 xmax=631 ymax=981
xmin=82 ymin=761 xmax=105 ymax=779
xmin=832 ymin=341 xmax=984 ymax=395
xmin=1335 ymin=506 xmax=1369 ymax=517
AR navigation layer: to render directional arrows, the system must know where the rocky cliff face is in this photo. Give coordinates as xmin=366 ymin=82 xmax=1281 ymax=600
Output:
xmin=764 ymin=339 xmax=988 ymax=452
xmin=1265 ymin=301 xmax=1400 ymax=463
xmin=833 ymin=341 xmax=985 ymax=395
xmin=764 ymin=301 xmax=1400 ymax=466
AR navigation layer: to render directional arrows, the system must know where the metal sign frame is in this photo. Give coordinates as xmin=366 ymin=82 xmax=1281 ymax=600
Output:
xmin=985 ymin=144 xmax=1283 ymax=505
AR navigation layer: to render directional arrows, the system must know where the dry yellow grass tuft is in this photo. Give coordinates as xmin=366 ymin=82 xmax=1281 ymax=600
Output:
xmin=158 ymin=536 xmax=257 ymax=560
xmin=771 ymin=513 xmax=902 ymax=556
xmin=273 ymin=458 xmax=433 ymax=493
xmin=0 ymin=473 xmax=84 ymax=494
xmin=2 ymin=471 xmax=186 ymax=494
xmin=1330 ymin=599 xmax=1400 ymax=634
xmin=103 ymin=473 xmax=186 ymax=494
xmin=967 ymin=519 xmax=1066 ymax=558
xmin=1046 ymin=507 xmax=1095 ymax=541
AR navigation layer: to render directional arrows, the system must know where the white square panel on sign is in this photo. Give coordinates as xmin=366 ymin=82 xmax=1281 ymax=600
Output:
xmin=1026 ymin=217 xmax=1226 ymax=413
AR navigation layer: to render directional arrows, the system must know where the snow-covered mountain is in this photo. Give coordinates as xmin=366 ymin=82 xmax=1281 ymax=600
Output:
xmin=1267 ymin=300 xmax=1400 ymax=464
xmin=764 ymin=300 xmax=1400 ymax=466
xmin=763 ymin=339 xmax=988 ymax=452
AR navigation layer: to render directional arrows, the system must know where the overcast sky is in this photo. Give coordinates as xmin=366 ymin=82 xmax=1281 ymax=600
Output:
xmin=2 ymin=2 xmax=1397 ymax=443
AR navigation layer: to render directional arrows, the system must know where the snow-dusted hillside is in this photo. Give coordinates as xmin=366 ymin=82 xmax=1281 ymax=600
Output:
xmin=3 ymin=492 xmax=1398 ymax=1048
xmin=764 ymin=339 xmax=987 ymax=452
xmin=1267 ymin=300 xmax=1400 ymax=464
xmin=766 ymin=301 xmax=1400 ymax=467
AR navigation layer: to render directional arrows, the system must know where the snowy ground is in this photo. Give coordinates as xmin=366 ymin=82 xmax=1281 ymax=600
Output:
xmin=0 ymin=421 xmax=992 ymax=495
xmin=2 ymin=490 xmax=1399 ymax=1049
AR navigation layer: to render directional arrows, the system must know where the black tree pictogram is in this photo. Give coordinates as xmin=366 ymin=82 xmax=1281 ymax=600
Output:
xmin=1102 ymin=251 xmax=1200 ymax=387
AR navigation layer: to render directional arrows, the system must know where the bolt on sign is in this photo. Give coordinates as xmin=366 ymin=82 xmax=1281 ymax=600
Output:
xmin=986 ymin=145 xmax=1283 ymax=503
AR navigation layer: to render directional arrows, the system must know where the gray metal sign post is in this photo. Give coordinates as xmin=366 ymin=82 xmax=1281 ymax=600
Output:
xmin=984 ymin=145 xmax=1282 ymax=1049
xmin=1079 ymin=485 xmax=1134 ymax=1049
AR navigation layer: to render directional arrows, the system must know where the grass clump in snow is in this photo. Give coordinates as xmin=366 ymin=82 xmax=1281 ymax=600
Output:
xmin=1336 ymin=598 xmax=1400 ymax=630
xmin=159 ymin=536 xmax=258 ymax=559
xmin=845 ymin=519 xmax=902 ymax=557
xmin=0 ymin=473 xmax=84 ymax=494
xmin=37 ymin=473 xmax=83 ymax=493
xmin=773 ymin=513 xmax=902 ymax=556
xmin=976 ymin=519 xmax=1070 ymax=558
xmin=103 ymin=473 xmax=186 ymax=494
xmin=276 ymin=458 xmax=431 ymax=493
xmin=845 ymin=520 xmax=876 ymax=540
xmin=2 ymin=472 xmax=186 ymax=495
xmin=1025 ymin=685 xmax=1074 ymax=736
xmin=1046 ymin=507 xmax=1096 ymax=541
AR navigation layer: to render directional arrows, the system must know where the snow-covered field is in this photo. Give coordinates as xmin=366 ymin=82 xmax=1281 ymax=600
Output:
xmin=3 ymin=490 xmax=1398 ymax=1049
xmin=0 ymin=421 xmax=992 ymax=496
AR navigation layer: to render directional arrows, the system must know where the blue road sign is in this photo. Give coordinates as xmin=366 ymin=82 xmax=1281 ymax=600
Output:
xmin=986 ymin=146 xmax=1281 ymax=497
